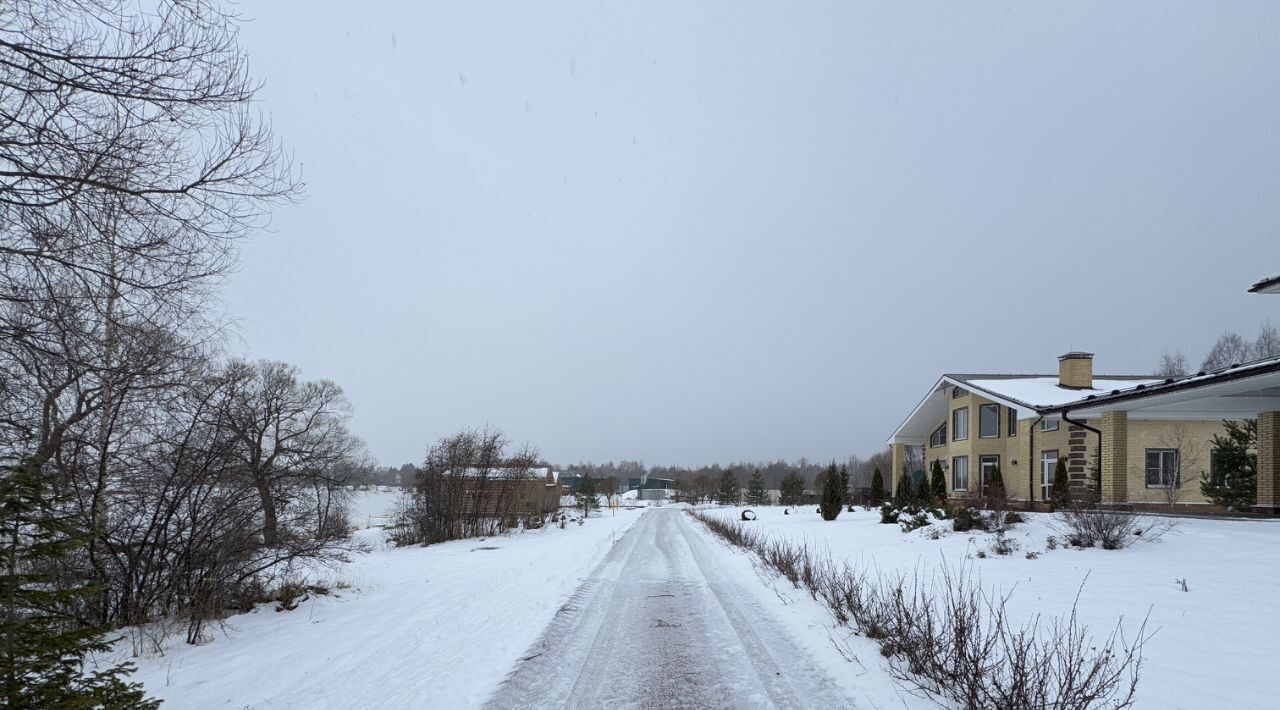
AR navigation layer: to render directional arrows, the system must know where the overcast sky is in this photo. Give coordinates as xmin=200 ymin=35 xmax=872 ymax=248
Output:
xmin=225 ymin=1 xmax=1280 ymax=468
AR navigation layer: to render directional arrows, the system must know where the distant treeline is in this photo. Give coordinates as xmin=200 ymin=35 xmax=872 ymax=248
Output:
xmin=369 ymin=450 xmax=895 ymax=498
xmin=561 ymin=451 xmax=893 ymax=497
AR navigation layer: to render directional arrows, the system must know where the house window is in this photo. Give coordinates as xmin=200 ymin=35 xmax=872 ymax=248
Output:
xmin=979 ymin=455 xmax=1000 ymax=491
xmin=1008 ymin=408 xmax=1018 ymax=437
xmin=953 ymin=407 xmax=969 ymax=441
xmin=1041 ymin=419 xmax=1060 ymax=432
xmin=1041 ymin=450 xmax=1059 ymax=500
xmin=979 ymin=404 xmax=1000 ymax=438
xmin=952 ymin=387 xmax=968 ymax=399
xmin=1146 ymin=449 xmax=1180 ymax=488
xmin=952 ymin=456 xmax=969 ymax=491
xmin=929 ymin=424 xmax=947 ymax=448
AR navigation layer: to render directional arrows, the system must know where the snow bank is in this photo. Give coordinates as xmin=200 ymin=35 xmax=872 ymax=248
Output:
xmin=122 ymin=508 xmax=645 ymax=708
xmin=701 ymin=506 xmax=1280 ymax=710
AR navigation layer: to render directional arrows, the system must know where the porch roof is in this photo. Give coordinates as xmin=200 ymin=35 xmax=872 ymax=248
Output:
xmin=1042 ymin=356 xmax=1280 ymax=420
xmin=1248 ymin=274 xmax=1280 ymax=294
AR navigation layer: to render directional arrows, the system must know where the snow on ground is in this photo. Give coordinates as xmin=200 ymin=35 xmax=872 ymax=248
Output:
xmin=700 ymin=506 xmax=1280 ymax=710
xmin=122 ymin=496 xmax=644 ymax=709
xmin=486 ymin=509 xmax=855 ymax=708
xmin=347 ymin=487 xmax=404 ymax=529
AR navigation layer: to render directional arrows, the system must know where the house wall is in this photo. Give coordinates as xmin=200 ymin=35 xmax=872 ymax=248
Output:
xmin=923 ymin=388 xmax=1045 ymax=502
xmin=903 ymin=370 xmax=1259 ymax=511
xmin=1123 ymin=419 xmax=1230 ymax=507
xmin=918 ymin=385 xmax=1234 ymax=508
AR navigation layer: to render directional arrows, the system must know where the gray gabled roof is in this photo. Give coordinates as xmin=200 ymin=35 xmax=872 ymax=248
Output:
xmin=1249 ymin=274 xmax=1280 ymax=294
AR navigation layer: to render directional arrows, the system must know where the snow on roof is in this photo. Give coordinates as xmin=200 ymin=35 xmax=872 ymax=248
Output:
xmin=1040 ymin=354 xmax=1280 ymax=412
xmin=452 ymin=466 xmax=558 ymax=483
xmin=960 ymin=376 xmax=1163 ymax=410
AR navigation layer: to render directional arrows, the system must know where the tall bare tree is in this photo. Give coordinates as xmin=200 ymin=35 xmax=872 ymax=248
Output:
xmin=1200 ymin=332 xmax=1251 ymax=371
xmin=216 ymin=360 xmax=364 ymax=546
xmin=1 ymin=1 xmax=297 ymax=267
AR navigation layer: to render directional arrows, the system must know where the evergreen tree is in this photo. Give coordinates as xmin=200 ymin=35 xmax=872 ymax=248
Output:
xmin=1201 ymin=419 xmax=1257 ymax=510
xmin=894 ymin=469 xmax=915 ymax=508
xmin=717 ymin=470 xmax=741 ymax=506
xmin=915 ymin=476 xmax=930 ymax=506
xmin=870 ymin=467 xmax=886 ymax=506
xmin=745 ymin=470 xmax=768 ymax=506
xmin=988 ymin=465 xmax=1005 ymax=495
xmin=838 ymin=464 xmax=850 ymax=505
xmin=819 ymin=464 xmax=844 ymax=520
xmin=929 ymin=460 xmax=947 ymax=507
xmin=0 ymin=460 xmax=158 ymax=708
xmin=1051 ymin=459 xmax=1070 ymax=508
xmin=575 ymin=473 xmax=599 ymax=518
xmin=779 ymin=471 xmax=805 ymax=507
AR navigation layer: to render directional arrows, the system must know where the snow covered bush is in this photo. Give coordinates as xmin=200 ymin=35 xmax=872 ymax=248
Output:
xmin=900 ymin=511 xmax=931 ymax=533
xmin=951 ymin=506 xmax=987 ymax=532
xmin=990 ymin=530 xmax=1019 ymax=556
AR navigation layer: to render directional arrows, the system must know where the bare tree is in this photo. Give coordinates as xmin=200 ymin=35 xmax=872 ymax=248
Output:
xmin=399 ymin=427 xmax=543 ymax=545
xmin=1138 ymin=425 xmax=1205 ymax=510
xmin=1201 ymin=332 xmax=1252 ymax=371
xmin=1253 ymin=322 xmax=1280 ymax=360
xmin=216 ymin=360 xmax=364 ymax=546
xmin=1155 ymin=350 xmax=1189 ymax=378
xmin=1 ymin=1 xmax=297 ymax=275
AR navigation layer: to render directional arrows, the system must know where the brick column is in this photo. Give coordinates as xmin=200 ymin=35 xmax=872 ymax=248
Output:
xmin=1256 ymin=412 xmax=1280 ymax=513
xmin=1100 ymin=411 xmax=1129 ymax=504
xmin=890 ymin=443 xmax=905 ymax=495
xmin=1067 ymin=424 xmax=1089 ymax=490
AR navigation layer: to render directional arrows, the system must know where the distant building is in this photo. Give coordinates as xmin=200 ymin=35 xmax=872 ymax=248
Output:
xmin=626 ymin=476 xmax=675 ymax=501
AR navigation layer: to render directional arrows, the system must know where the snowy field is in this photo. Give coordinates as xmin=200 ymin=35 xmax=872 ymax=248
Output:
xmin=346 ymin=486 xmax=404 ymax=529
xmin=118 ymin=492 xmax=645 ymax=709
xmin=700 ymin=505 xmax=1280 ymax=710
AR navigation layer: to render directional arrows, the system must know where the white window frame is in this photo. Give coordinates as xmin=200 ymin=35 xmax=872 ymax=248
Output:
xmin=1041 ymin=418 xmax=1060 ymax=432
xmin=1041 ymin=450 xmax=1059 ymax=501
xmin=1007 ymin=408 xmax=1018 ymax=437
xmin=1145 ymin=449 xmax=1180 ymax=489
xmin=952 ymin=456 xmax=969 ymax=491
xmin=953 ymin=407 xmax=969 ymax=441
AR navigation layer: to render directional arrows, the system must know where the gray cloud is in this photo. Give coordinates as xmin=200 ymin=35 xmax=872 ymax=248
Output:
xmin=227 ymin=1 xmax=1280 ymax=466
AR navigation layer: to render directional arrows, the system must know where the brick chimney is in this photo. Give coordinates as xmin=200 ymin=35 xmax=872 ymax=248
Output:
xmin=1058 ymin=352 xmax=1094 ymax=389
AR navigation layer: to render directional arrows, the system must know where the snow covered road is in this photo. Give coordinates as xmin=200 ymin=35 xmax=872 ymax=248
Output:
xmin=486 ymin=508 xmax=855 ymax=709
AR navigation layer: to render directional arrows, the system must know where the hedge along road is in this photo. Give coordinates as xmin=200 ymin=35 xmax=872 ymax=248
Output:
xmin=484 ymin=508 xmax=855 ymax=710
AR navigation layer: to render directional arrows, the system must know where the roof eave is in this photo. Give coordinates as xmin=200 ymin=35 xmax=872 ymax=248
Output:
xmin=1041 ymin=357 xmax=1280 ymax=414
xmin=1248 ymin=274 xmax=1280 ymax=294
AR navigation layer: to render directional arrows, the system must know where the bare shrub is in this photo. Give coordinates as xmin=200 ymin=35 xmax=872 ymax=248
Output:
xmin=879 ymin=571 xmax=1147 ymax=710
xmin=1053 ymin=492 xmax=1176 ymax=550
xmin=688 ymin=510 xmax=1147 ymax=709
xmin=396 ymin=427 xmax=551 ymax=545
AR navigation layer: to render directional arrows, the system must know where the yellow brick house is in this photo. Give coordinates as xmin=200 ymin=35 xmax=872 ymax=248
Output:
xmin=888 ymin=352 xmax=1280 ymax=512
